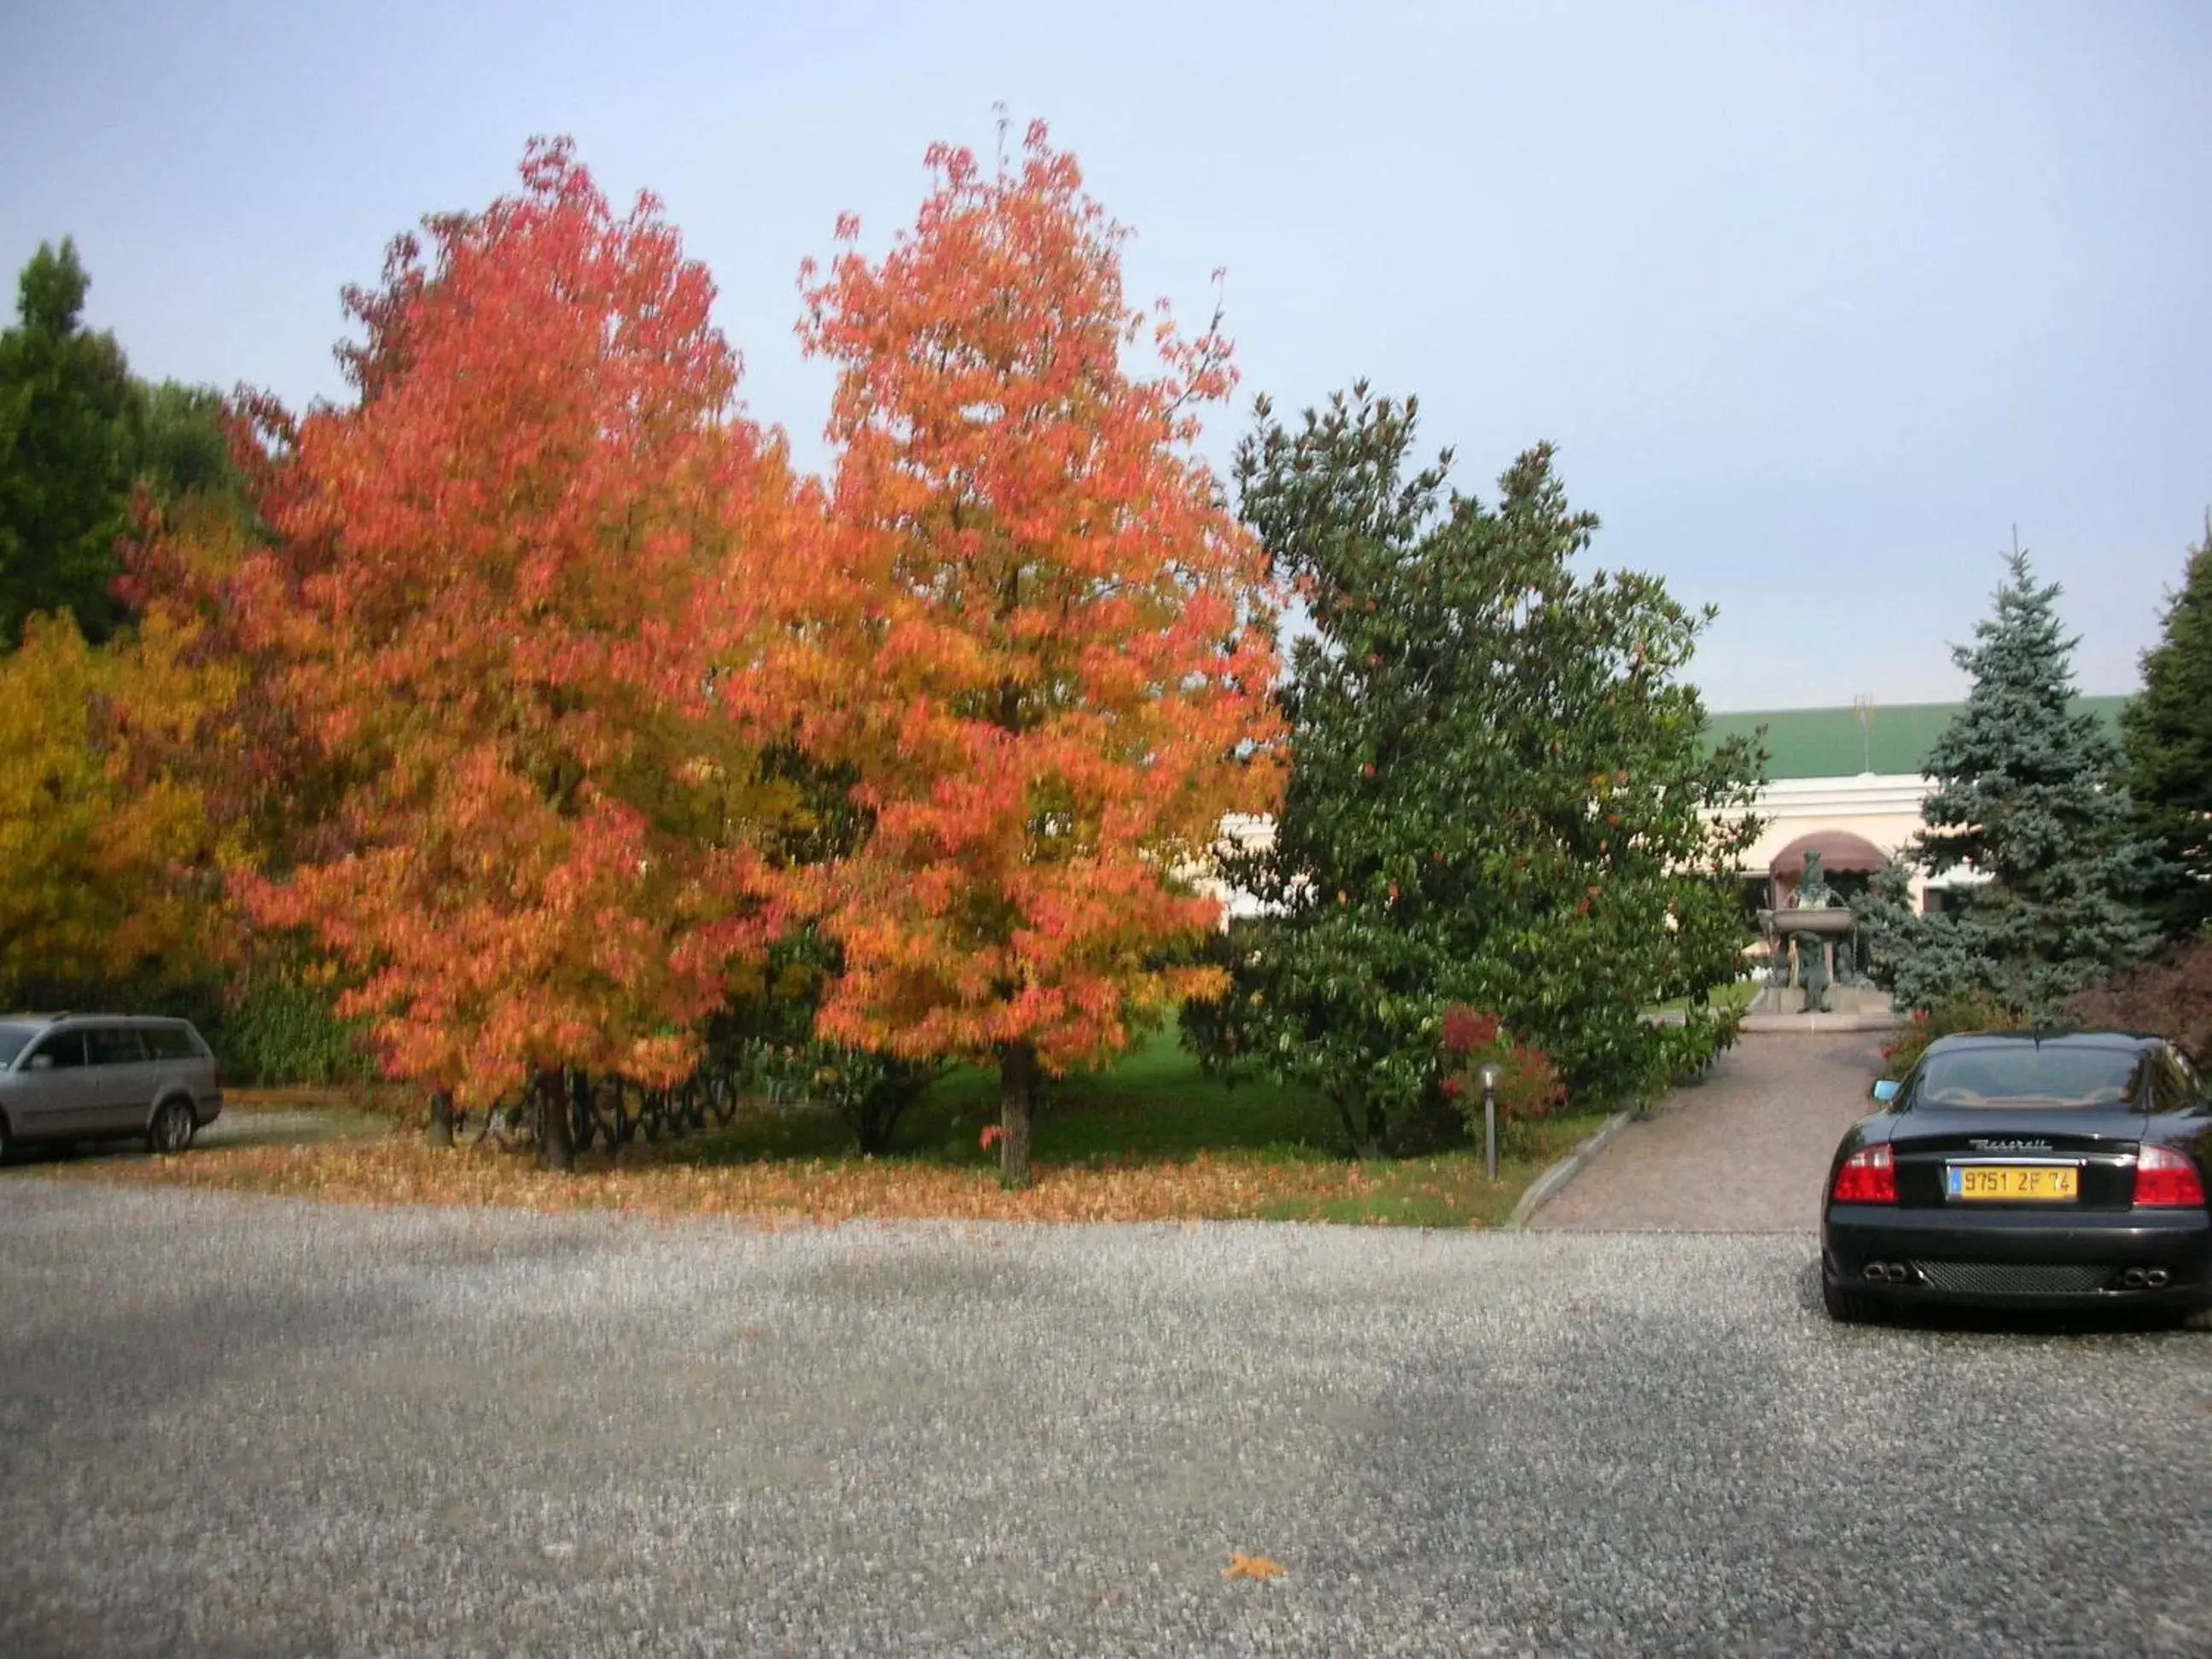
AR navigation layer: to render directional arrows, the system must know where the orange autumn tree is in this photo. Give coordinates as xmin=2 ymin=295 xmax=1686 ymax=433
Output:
xmin=795 ymin=123 xmax=1284 ymax=1185
xmin=226 ymin=140 xmax=802 ymax=1166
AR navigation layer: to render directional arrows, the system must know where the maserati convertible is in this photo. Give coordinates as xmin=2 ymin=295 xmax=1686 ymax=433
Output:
xmin=1821 ymin=1030 xmax=2212 ymax=1326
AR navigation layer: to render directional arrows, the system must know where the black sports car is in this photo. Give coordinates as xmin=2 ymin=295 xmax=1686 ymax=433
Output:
xmin=1821 ymin=1030 xmax=2212 ymax=1325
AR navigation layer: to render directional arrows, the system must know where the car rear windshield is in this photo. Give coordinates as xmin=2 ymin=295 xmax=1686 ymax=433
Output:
xmin=1917 ymin=1046 xmax=2145 ymax=1109
xmin=0 ymin=1024 xmax=35 ymax=1066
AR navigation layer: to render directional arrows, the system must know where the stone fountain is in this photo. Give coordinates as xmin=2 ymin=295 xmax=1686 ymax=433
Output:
xmin=1752 ymin=850 xmax=1883 ymax=1016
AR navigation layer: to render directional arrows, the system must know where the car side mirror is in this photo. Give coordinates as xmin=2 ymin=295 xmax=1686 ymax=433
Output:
xmin=1871 ymin=1079 xmax=1900 ymax=1105
xmin=25 ymin=1053 xmax=52 ymax=1070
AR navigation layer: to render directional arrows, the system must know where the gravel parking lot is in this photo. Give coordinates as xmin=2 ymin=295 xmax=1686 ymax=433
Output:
xmin=2 ymin=1183 xmax=2208 ymax=1657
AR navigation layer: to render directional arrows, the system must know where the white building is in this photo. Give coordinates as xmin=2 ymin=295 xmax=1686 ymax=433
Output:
xmin=1196 ymin=697 xmax=2133 ymax=923
xmin=1703 ymin=697 xmax=2128 ymax=911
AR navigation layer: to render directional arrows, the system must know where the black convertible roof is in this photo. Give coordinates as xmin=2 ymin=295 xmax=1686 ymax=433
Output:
xmin=1924 ymin=1029 xmax=2163 ymax=1055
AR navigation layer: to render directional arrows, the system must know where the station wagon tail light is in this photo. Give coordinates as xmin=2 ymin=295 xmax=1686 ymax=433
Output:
xmin=2133 ymin=1146 xmax=2206 ymax=1208
xmin=1831 ymin=1144 xmax=1896 ymax=1204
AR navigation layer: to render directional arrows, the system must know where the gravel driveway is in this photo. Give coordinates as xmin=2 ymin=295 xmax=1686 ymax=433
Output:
xmin=3 ymin=1184 xmax=2207 ymax=1656
xmin=1533 ymin=1033 xmax=1888 ymax=1231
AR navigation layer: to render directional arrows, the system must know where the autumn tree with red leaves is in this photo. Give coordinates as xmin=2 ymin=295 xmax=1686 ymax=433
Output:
xmin=215 ymin=141 xmax=803 ymax=1166
xmin=794 ymin=123 xmax=1284 ymax=1185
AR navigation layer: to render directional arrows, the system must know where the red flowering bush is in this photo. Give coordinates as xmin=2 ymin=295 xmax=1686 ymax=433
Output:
xmin=1441 ymin=1005 xmax=1499 ymax=1055
xmin=1879 ymin=992 xmax=2023 ymax=1074
xmin=1439 ymin=1004 xmax=1565 ymax=1149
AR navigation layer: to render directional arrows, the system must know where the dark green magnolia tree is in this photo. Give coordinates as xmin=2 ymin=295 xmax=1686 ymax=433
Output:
xmin=709 ymin=751 xmax=940 ymax=1156
xmin=1864 ymin=548 xmax=2158 ymax=1014
xmin=0 ymin=239 xmax=137 ymax=645
xmin=715 ymin=945 xmax=943 ymax=1155
xmin=2121 ymin=521 xmax=2212 ymax=937
xmin=1185 ymin=387 xmax=1765 ymax=1153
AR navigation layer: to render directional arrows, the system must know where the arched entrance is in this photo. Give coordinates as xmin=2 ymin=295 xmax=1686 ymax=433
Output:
xmin=1765 ymin=829 xmax=1890 ymax=909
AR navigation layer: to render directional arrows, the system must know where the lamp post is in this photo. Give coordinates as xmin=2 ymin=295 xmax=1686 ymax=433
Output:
xmin=1478 ymin=1061 xmax=1504 ymax=1182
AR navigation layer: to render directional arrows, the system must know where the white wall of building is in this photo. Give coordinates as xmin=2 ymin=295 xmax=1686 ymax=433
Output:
xmin=1202 ymin=772 xmax=1976 ymax=926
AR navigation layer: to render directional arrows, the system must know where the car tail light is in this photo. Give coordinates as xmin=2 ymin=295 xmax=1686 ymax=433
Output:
xmin=2133 ymin=1146 xmax=2206 ymax=1208
xmin=1832 ymin=1143 xmax=1895 ymax=1204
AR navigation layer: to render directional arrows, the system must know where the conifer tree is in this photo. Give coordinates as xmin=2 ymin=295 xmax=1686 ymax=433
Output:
xmin=2121 ymin=521 xmax=2212 ymax=937
xmin=0 ymin=240 xmax=138 ymax=645
xmin=1870 ymin=547 xmax=2157 ymax=1013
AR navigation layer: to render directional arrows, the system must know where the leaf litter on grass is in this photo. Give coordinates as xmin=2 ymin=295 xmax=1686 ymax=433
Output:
xmin=39 ymin=1136 xmax=1541 ymax=1226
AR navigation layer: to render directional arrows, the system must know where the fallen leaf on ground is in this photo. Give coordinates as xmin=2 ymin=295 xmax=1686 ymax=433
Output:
xmin=1223 ymin=1551 xmax=1286 ymax=1581
xmin=38 ymin=1139 xmax=1399 ymax=1225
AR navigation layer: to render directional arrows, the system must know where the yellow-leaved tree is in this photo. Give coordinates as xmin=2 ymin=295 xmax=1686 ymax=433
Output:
xmin=0 ymin=608 xmax=235 ymax=1003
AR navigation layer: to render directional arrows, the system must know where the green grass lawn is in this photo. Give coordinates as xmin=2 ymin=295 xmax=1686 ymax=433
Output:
xmin=693 ymin=1020 xmax=1336 ymax=1165
xmin=1643 ymin=979 xmax=1759 ymax=1017
xmin=687 ymin=1020 xmax=1611 ymax=1227
xmin=1250 ymin=1113 xmax=1612 ymax=1227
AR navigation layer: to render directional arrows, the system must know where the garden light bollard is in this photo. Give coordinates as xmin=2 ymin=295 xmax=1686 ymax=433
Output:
xmin=1479 ymin=1061 xmax=1503 ymax=1182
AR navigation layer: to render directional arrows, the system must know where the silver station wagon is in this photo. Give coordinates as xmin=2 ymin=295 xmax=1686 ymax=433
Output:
xmin=0 ymin=1014 xmax=224 ymax=1160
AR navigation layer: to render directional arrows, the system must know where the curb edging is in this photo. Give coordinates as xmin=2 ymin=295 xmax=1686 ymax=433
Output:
xmin=1505 ymin=1110 xmax=1633 ymax=1229
xmin=1736 ymin=1011 xmax=1901 ymax=1033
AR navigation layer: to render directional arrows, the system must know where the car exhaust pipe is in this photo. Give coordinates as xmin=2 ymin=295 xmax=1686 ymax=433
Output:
xmin=2146 ymin=1268 xmax=2170 ymax=1289
xmin=1862 ymin=1261 xmax=1912 ymax=1284
xmin=1863 ymin=1263 xmax=1887 ymax=1282
xmin=2121 ymin=1268 xmax=2147 ymax=1288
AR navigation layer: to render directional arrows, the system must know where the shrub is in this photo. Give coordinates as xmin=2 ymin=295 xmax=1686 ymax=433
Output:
xmin=1879 ymin=991 xmax=2025 ymax=1076
xmin=727 ymin=1036 xmax=939 ymax=1155
xmin=214 ymin=966 xmax=377 ymax=1086
xmin=2066 ymin=938 xmax=2212 ymax=1065
xmin=86 ymin=960 xmax=375 ymax=1088
xmin=1440 ymin=1005 xmax=1565 ymax=1154
xmin=1651 ymin=1004 xmax=1745 ymax=1089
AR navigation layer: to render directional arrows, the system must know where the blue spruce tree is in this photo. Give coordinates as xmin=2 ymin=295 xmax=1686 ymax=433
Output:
xmin=1867 ymin=548 xmax=2157 ymax=1015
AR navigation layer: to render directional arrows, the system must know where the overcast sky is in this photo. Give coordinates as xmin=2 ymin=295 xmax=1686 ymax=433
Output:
xmin=5 ymin=0 xmax=2206 ymax=712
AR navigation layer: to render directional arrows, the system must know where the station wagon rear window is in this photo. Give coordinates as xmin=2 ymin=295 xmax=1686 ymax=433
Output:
xmin=1917 ymin=1046 xmax=2145 ymax=1109
xmin=141 ymin=1026 xmax=201 ymax=1061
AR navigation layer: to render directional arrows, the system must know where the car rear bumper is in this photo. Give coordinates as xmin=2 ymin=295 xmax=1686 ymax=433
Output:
xmin=1824 ymin=1203 xmax=2212 ymax=1311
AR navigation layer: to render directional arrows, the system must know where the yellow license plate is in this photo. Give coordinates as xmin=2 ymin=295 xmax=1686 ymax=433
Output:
xmin=1948 ymin=1165 xmax=2078 ymax=1202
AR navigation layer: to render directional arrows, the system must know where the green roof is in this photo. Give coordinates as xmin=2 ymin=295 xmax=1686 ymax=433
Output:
xmin=1704 ymin=696 xmax=2132 ymax=781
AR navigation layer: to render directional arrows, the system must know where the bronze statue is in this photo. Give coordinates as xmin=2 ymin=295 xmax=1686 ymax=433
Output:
xmin=1791 ymin=850 xmax=1837 ymax=911
xmin=1790 ymin=851 xmax=1835 ymax=1011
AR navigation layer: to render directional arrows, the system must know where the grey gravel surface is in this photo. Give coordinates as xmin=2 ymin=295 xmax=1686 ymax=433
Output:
xmin=2 ymin=1183 xmax=2208 ymax=1658
xmin=9 ymin=1108 xmax=386 ymax=1169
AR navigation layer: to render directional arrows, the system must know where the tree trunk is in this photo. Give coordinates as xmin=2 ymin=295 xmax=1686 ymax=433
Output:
xmin=426 ymin=1089 xmax=454 ymax=1150
xmin=1332 ymin=1090 xmax=1386 ymax=1161
xmin=535 ymin=1068 xmax=574 ymax=1173
xmin=1330 ymin=1089 xmax=1359 ymax=1156
xmin=567 ymin=1069 xmax=593 ymax=1152
xmin=997 ymin=1041 xmax=1037 ymax=1188
xmin=1360 ymin=1097 xmax=1389 ymax=1162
